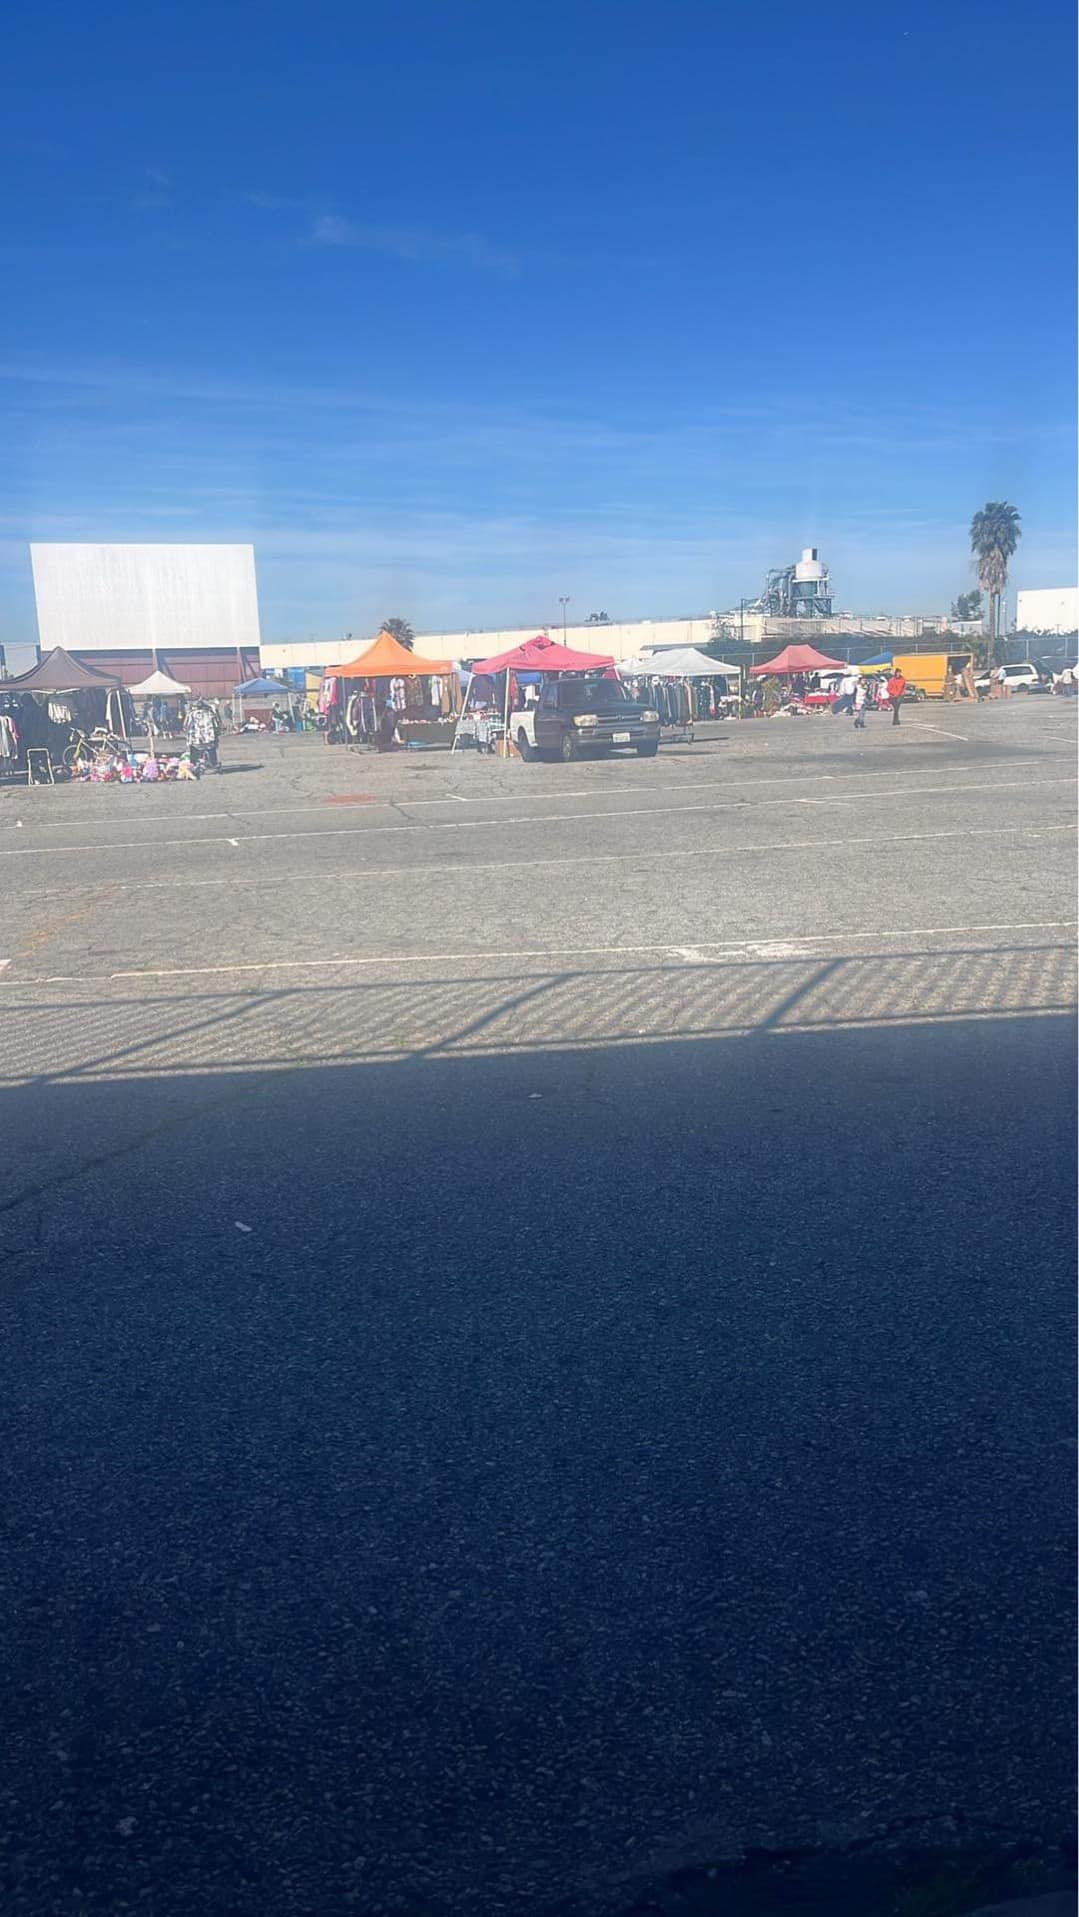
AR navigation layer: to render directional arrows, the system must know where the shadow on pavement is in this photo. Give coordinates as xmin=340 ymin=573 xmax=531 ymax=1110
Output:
xmin=0 ymin=1012 xmax=1074 ymax=1916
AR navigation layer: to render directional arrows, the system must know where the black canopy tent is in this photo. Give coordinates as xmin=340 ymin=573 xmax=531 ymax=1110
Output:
xmin=2 ymin=646 xmax=121 ymax=694
xmin=0 ymin=648 xmax=128 ymax=773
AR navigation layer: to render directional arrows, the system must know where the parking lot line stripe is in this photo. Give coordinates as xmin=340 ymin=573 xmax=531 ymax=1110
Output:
xmin=19 ymin=915 xmax=1074 ymax=986
xmin=18 ymin=822 xmax=1078 ymax=904
xmin=0 ymin=777 xmax=1072 ymax=861
xmin=0 ymin=756 xmax=1049 ymax=836
xmin=10 ymin=830 xmax=1074 ymax=979
xmin=904 ymin=723 xmax=974 ymax=741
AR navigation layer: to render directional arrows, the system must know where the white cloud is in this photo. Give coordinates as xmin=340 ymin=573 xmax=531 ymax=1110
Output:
xmin=308 ymin=213 xmax=520 ymax=276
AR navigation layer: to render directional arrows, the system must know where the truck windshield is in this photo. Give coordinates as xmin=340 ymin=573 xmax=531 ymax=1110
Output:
xmin=557 ymin=681 xmax=630 ymax=712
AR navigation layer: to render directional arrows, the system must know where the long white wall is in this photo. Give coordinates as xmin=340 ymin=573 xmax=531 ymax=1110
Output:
xmin=262 ymin=615 xmax=719 ymax=672
xmin=261 ymin=608 xmax=975 ymax=673
xmin=31 ymin=544 xmax=261 ymax=653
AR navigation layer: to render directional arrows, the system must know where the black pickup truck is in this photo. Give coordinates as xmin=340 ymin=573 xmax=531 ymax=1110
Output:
xmin=518 ymin=678 xmax=661 ymax=761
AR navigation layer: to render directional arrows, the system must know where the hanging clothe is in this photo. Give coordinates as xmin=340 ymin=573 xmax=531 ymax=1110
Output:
xmin=105 ymin=687 xmax=127 ymax=737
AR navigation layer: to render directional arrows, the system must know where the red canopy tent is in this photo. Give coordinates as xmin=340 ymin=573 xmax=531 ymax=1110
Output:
xmin=459 ymin=633 xmax=616 ymax=758
xmin=470 ymin=634 xmax=614 ymax=675
xmin=749 ymin=643 xmax=847 ymax=677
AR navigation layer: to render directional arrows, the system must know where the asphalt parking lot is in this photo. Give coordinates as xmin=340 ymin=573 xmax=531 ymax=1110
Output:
xmin=0 ymin=698 xmax=1076 ymax=1915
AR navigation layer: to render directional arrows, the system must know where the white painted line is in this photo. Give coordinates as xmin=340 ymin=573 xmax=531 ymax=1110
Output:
xmin=0 ymin=777 xmax=1072 ymax=861
xmin=0 ymin=756 xmax=1047 ymax=835
xmin=13 ymin=898 xmax=1076 ymax=989
xmin=904 ymin=722 xmax=974 ymax=742
xmin=25 ymin=914 xmax=1077 ymax=985
xmin=21 ymin=820 xmax=1075 ymax=900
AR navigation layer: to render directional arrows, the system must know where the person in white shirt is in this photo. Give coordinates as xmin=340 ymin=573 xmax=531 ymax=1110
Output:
xmin=833 ymin=670 xmax=859 ymax=716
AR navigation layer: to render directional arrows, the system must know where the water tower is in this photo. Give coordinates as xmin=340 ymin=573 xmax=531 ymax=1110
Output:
xmin=790 ymin=548 xmax=832 ymax=617
xmin=747 ymin=546 xmax=834 ymax=619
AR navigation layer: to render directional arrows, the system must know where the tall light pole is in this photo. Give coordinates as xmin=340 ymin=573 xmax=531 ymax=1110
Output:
xmin=558 ymin=596 xmax=570 ymax=648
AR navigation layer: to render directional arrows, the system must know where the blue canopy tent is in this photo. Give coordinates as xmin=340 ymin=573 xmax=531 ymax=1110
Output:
xmin=232 ymin=674 xmax=292 ymax=697
xmin=231 ymin=675 xmax=297 ymax=728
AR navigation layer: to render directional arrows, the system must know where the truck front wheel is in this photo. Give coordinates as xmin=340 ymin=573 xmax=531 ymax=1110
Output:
xmin=560 ymin=731 xmax=578 ymax=762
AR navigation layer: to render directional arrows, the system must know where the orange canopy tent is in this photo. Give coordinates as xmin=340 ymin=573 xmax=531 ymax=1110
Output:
xmin=333 ymin=631 xmax=453 ymax=678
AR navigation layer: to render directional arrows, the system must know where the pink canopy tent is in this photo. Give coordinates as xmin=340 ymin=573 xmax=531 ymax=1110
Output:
xmin=749 ymin=643 xmax=847 ymax=677
xmin=470 ymin=633 xmax=615 ymax=675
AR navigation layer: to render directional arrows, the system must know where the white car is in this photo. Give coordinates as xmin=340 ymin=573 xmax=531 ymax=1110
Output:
xmin=974 ymin=661 xmax=1046 ymax=695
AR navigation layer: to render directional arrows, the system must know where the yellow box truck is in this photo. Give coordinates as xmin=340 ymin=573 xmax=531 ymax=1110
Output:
xmin=892 ymin=651 xmax=974 ymax=699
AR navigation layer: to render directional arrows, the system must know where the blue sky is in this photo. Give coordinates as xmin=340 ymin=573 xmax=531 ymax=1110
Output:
xmin=1 ymin=0 xmax=1074 ymax=643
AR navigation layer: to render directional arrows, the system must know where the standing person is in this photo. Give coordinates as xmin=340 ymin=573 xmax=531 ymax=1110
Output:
xmin=185 ymin=698 xmax=222 ymax=771
xmin=834 ymin=668 xmax=859 ymax=716
xmin=853 ymin=677 xmax=869 ymax=729
xmin=886 ymin=667 xmax=907 ymax=725
xmin=377 ymin=702 xmax=398 ymax=752
xmin=994 ymin=664 xmax=1009 ymax=698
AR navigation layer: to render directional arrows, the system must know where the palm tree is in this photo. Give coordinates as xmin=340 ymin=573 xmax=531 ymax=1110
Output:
xmin=969 ymin=503 xmax=1021 ymax=663
xmin=382 ymin=617 xmax=414 ymax=650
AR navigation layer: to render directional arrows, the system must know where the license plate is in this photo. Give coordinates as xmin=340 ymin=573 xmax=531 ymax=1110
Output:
xmin=612 ymin=731 xmax=631 ymax=743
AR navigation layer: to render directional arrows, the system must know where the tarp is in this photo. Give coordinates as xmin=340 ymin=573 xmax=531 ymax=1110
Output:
xmin=470 ymin=634 xmax=614 ymax=675
xmin=2 ymin=646 xmax=120 ymax=692
xmin=857 ymin=652 xmax=893 ymax=669
xmin=128 ymin=669 xmax=191 ymax=696
xmin=232 ymin=675 xmax=293 ymax=697
xmin=749 ymin=643 xmax=847 ymax=677
xmin=334 ymin=631 xmax=453 ymax=679
xmin=623 ymin=647 xmax=740 ymax=678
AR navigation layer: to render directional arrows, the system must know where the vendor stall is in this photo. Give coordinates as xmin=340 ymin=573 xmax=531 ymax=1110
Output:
xmin=128 ymin=667 xmax=191 ymax=741
xmin=620 ymin=647 xmax=742 ymax=729
xmin=747 ymin=642 xmax=848 ymax=718
xmin=0 ymin=646 xmax=126 ymax=782
xmin=452 ymin=634 xmax=615 ymax=755
xmin=321 ymin=631 xmax=458 ymax=749
xmin=232 ymin=674 xmax=298 ymax=732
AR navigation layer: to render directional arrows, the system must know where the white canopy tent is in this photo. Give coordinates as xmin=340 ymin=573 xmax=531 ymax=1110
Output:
xmin=127 ymin=667 xmax=191 ymax=745
xmin=127 ymin=668 xmax=191 ymax=696
xmin=622 ymin=647 xmax=741 ymax=679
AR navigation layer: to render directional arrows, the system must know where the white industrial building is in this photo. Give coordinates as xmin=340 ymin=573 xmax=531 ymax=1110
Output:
xmin=1015 ymin=586 xmax=1079 ymax=635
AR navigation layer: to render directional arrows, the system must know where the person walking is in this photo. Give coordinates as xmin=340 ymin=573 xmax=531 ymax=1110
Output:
xmin=833 ymin=668 xmax=859 ymax=716
xmin=886 ymin=667 xmax=907 ymax=725
xmin=853 ymin=677 xmax=869 ymax=729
